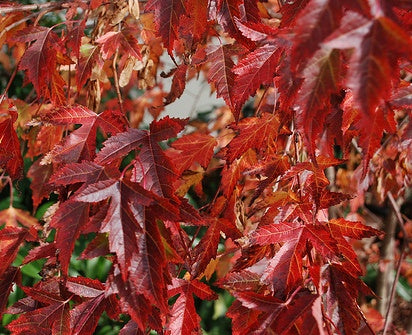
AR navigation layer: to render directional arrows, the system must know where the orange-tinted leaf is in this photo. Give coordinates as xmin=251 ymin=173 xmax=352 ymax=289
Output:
xmin=327 ymin=218 xmax=382 ymax=239
xmin=0 ymin=227 xmax=28 ymax=277
xmin=0 ymin=267 xmax=21 ymax=317
xmin=170 ymin=133 xmax=217 ymax=173
xmin=46 ymin=107 xmax=126 ymax=163
xmin=218 ymin=270 xmax=263 ymax=291
xmin=96 ymin=27 xmax=141 ymax=60
xmin=179 ymin=0 xmax=208 ymax=42
xmin=0 ymin=207 xmax=39 ymax=229
xmin=227 ymin=113 xmax=281 ymax=162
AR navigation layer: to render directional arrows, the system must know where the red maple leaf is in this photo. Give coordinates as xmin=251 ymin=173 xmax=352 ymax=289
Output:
xmin=0 ymin=107 xmax=23 ymax=179
xmin=232 ymin=44 xmax=282 ymax=119
xmin=169 ymin=133 xmax=217 ymax=174
xmin=66 ymin=276 xmax=120 ymax=335
xmin=45 ymin=106 xmax=126 ymax=163
xmin=96 ymin=27 xmax=141 ymax=60
xmin=75 ymin=178 xmax=154 ymax=280
xmin=231 ymin=290 xmax=317 ymax=334
xmin=206 ymin=44 xmax=238 ymax=110
xmin=12 ymin=26 xmax=67 ymax=104
xmin=7 ymin=279 xmax=72 ymax=335
xmin=145 ymin=0 xmax=186 ymax=54
xmin=167 ymin=277 xmax=217 ymax=334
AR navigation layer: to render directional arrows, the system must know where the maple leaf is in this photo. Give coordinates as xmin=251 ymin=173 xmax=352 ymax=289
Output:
xmin=164 ymin=64 xmax=187 ymax=105
xmin=128 ymin=215 xmax=170 ymax=313
xmin=226 ymin=113 xmax=283 ymax=162
xmin=291 ymin=0 xmax=343 ymax=70
xmin=221 ymin=149 xmax=257 ymax=198
xmin=12 ymin=26 xmax=64 ymax=102
xmin=50 ymin=161 xmax=106 ymax=186
xmin=26 ymin=124 xmax=64 ymax=159
xmin=206 ymin=44 xmax=237 ymax=109
xmin=145 ymin=0 xmax=186 ymax=54
xmin=279 ymin=0 xmax=310 ymax=28
xmin=354 ymin=106 xmax=386 ymax=176
xmin=7 ymin=279 xmax=71 ymax=335
xmin=324 ymin=11 xmax=412 ymax=116
xmin=49 ymin=200 xmax=90 ymax=275
xmin=96 ymin=27 xmax=141 ymax=60
xmin=76 ymin=44 xmax=99 ymax=90
xmin=167 ymin=278 xmax=217 ymax=335
xmin=232 ymin=290 xmax=317 ymax=334
xmin=0 ymin=267 xmax=21 ymax=316
xmin=108 ymin=265 xmax=162 ymax=332
xmin=216 ymin=0 xmax=254 ymax=48
xmin=252 ymin=222 xmax=339 ymax=260
xmin=66 ymin=277 xmax=120 ymax=335
xmin=191 ymin=217 xmax=223 ymax=278
xmin=0 ymin=227 xmax=36 ymax=277
xmin=27 ymin=160 xmax=54 ymax=209
xmin=75 ymin=178 xmax=154 ymax=280
xmin=321 ymin=263 xmax=373 ymax=334
xmin=295 ymin=48 xmax=342 ymax=159
xmin=179 ymin=0 xmax=209 ymax=44
xmin=65 ymin=20 xmax=86 ymax=60
xmin=235 ymin=19 xmax=278 ymax=42
xmin=242 ymin=0 xmax=261 ymax=23
xmin=246 ymin=155 xmax=290 ymax=199
xmin=45 ymin=106 xmax=126 ymax=163
xmin=232 ymin=44 xmax=281 ymax=119
xmin=0 ymin=107 xmax=23 ymax=179
xmin=169 ymin=133 xmax=217 ymax=174
xmin=97 ymin=117 xmax=185 ymax=198
xmin=218 ymin=270 xmax=263 ymax=292
xmin=227 ymin=300 xmax=261 ymax=335
xmin=260 ymin=240 xmax=304 ymax=296
xmin=0 ymin=206 xmax=40 ymax=229
xmin=329 ymin=218 xmax=381 ymax=239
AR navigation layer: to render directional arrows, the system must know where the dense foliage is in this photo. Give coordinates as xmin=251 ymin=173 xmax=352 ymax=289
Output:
xmin=0 ymin=0 xmax=411 ymax=334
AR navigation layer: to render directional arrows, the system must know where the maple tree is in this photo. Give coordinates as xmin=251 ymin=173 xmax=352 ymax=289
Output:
xmin=0 ymin=0 xmax=411 ymax=334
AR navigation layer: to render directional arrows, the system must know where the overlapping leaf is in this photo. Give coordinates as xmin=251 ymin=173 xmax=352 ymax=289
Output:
xmin=0 ymin=108 xmax=23 ymax=179
xmin=232 ymin=44 xmax=281 ymax=119
xmin=145 ymin=0 xmax=186 ymax=54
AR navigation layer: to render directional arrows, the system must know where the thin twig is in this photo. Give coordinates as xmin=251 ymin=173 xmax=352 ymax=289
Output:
xmin=382 ymin=192 xmax=407 ymax=335
xmin=0 ymin=65 xmax=18 ymax=104
xmin=0 ymin=2 xmax=60 ymax=15
xmin=382 ymin=249 xmax=406 ymax=335
xmin=0 ymin=11 xmax=38 ymax=37
xmin=387 ymin=191 xmax=408 ymax=240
